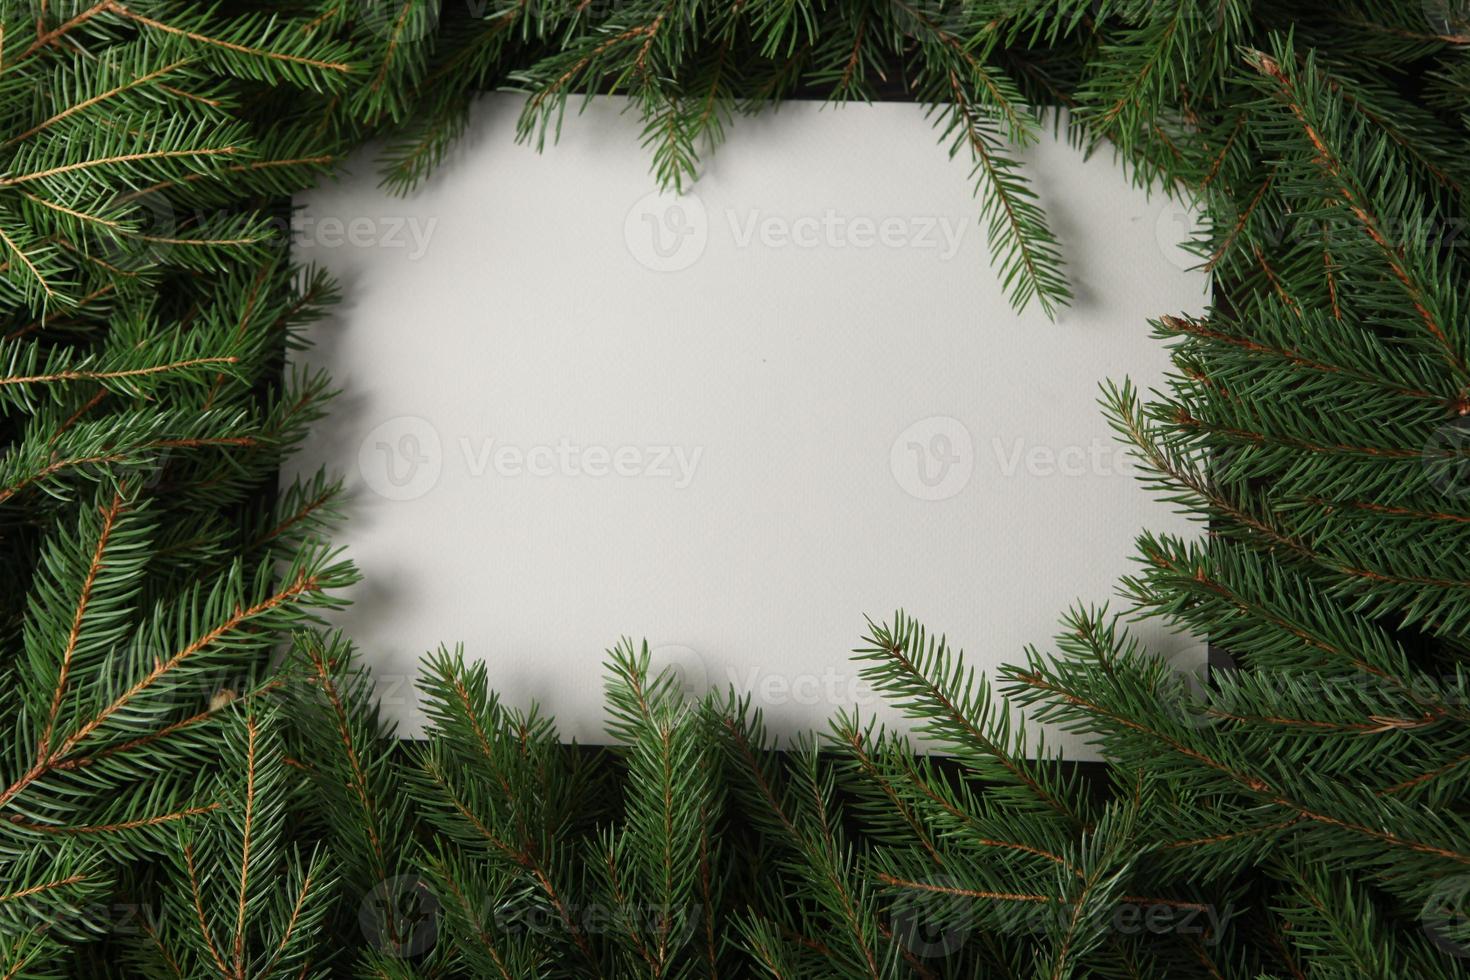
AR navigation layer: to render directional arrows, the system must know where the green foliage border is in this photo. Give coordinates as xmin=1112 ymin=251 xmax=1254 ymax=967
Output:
xmin=2 ymin=0 xmax=1470 ymax=976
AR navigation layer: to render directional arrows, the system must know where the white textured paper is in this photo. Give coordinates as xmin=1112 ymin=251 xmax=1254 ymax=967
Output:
xmin=288 ymin=94 xmax=1209 ymax=753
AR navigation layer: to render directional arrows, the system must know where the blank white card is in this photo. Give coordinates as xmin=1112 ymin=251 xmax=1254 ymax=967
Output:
xmin=289 ymin=94 xmax=1209 ymax=754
